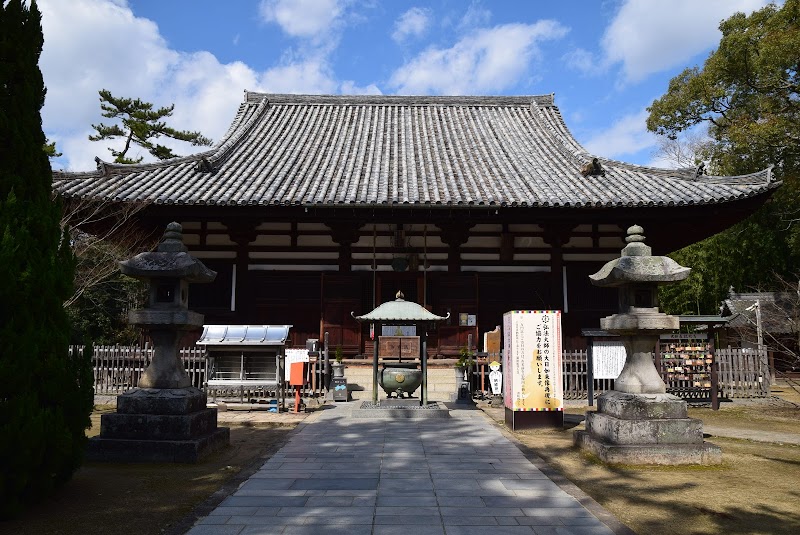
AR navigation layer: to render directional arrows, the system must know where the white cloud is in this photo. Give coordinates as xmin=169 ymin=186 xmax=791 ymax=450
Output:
xmin=458 ymin=1 xmax=491 ymax=31
xmin=602 ymin=0 xmax=771 ymax=83
xmin=392 ymin=7 xmax=431 ymax=43
xmin=259 ymin=0 xmax=344 ymax=39
xmin=39 ymin=0 xmax=175 ymax=133
xmin=582 ymin=109 xmax=658 ymax=159
xmin=563 ymin=48 xmax=596 ymax=76
xmin=389 ymin=21 xmax=568 ymax=95
xmin=39 ymin=0 xmax=347 ymax=172
xmin=260 ymin=60 xmax=339 ymax=94
xmin=340 ymin=81 xmax=383 ymax=95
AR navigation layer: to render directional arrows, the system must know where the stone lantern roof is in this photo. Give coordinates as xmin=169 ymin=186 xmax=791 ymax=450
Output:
xmin=589 ymin=225 xmax=690 ymax=287
xmin=119 ymin=222 xmax=216 ymax=283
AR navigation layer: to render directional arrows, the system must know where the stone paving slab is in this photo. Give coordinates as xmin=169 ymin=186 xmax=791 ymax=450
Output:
xmin=185 ymin=403 xmax=626 ymax=535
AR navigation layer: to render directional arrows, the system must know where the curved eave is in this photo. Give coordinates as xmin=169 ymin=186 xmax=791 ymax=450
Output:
xmin=53 ymin=177 xmax=779 ymax=209
xmin=51 ymin=92 xmax=780 ymax=209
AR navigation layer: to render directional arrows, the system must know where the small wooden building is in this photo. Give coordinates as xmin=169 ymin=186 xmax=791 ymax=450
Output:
xmin=721 ymin=289 xmax=798 ymax=372
xmin=54 ymin=93 xmax=779 ymax=355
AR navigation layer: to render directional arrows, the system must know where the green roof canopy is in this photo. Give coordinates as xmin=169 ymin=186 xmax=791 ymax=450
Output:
xmin=352 ymin=291 xmax=448 ymax=324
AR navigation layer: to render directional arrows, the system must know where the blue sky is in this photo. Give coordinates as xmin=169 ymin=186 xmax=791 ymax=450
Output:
xmin=38 ymin=0 xmax=772 ymax=172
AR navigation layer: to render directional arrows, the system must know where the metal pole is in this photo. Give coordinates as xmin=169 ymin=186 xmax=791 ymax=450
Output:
xmin=587 ymin=338 xmax=595 ymax=407
xmin=278 ymin=349 xmax=285 ymax=411
xmin=468 ymin=333 xmax=474 ymax=396
xmin=421 ymin=328 xmax=428 ymax=406
xmin=373 ymin=322 xmax=380 ymax=404
xmin=755 ymin=300 xmax=769 ymax=385
xmin=323 ymin=332 xmax=330 ymax=391
xmin=756 ymin=299 xmax=763 ymax=352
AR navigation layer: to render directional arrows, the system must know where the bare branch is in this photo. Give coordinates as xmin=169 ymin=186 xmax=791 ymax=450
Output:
xmin=728 ymin=274 xmax=800 ymax=374
xmin=653 ymin=130 xmax=713 ymax=168
xmin=55 ymin=194 xmax=158 ymax=307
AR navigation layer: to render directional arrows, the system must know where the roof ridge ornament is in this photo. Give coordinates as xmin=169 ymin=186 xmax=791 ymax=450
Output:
xmin=196 ymin=157 xmax=215 ymax=174
xmin=695 ymin=162 xmax=706 ymax=178
xmin=581 ymin=158 xmax=605 ymax=178
xmin=94 ymin=156 xmax=108 ymax=177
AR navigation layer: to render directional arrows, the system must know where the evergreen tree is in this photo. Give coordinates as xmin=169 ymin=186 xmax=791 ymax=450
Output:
xmin=647 ymin=0 xmax=800 ymax=314
xmin=0 ymin=0 xmax=93 ymax=518
xmin=89 ymin=89 xmax=212 ymax=164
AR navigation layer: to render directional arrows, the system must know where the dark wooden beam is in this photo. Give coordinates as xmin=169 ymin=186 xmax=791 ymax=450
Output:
xmin=438 ymin=222 xmax=475 ymax=272
xmin=327 ymin=221 xmax=364 ymax=273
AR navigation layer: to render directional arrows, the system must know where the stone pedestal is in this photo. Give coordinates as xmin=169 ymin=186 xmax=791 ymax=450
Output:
xmin=87 ymin=387 xmax=230 ymax=463
xmin=574 ymin=391 xmax=720 ymax=465
xmin=450 ymin=367 xmax=473 ymax=404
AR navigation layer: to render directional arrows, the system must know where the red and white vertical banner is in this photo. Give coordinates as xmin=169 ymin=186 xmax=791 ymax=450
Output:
xmin=503 ymin=310 xmax=563 ymax=412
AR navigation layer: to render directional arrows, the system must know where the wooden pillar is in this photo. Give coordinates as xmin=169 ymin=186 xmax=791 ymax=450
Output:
xmin=328 ymin=221 xmax=363 ymax=273
xmin=709 ymin=325 xmax=719 ymax=411
xmin=226 ymin=221 xmax=258 ymax=321
xmin=500 ymin=228 xmax=515 ymax=263
xmin=543 ymin=226 xmax=571 ymax=312
xmin=438 ymin=222 xmax=474 ymax=273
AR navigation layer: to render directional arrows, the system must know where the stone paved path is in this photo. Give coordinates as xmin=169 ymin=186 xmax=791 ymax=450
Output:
xmin=186 ymin=405 xmax=621 ymax=535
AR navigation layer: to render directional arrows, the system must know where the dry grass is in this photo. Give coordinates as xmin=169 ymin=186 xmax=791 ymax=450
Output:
xmin=483 ymin=388 xmax=800 ymax=535
xmin=0 ymin=421 xmax=297 ymax=535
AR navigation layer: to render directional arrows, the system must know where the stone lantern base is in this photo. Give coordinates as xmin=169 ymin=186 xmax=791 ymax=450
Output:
xmin=574 ymin=391 xmax=721 ymax=465
xmin=87 ymin=387 xmax=230 ymax=463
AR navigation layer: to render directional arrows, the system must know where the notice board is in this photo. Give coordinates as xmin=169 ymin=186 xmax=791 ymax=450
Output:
xmin=284 ymin=348 xmax=309 ymax=381
xmin=592 ymin=340 xmax=626 ymax=379
xmin=503 ymin=310 xmax=563 ymax=428
xmin=331 ymin=377 xmax=348 ymax=401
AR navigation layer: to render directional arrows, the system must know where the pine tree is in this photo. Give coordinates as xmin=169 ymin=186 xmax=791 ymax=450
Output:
xmin=0 ymin=0 xmax=93 ymax=517
xmin=89 ymin=89 xmax=212 ymax=164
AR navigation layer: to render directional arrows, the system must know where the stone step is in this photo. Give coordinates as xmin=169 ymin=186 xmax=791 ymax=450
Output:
xmin=99 ymin=408 xmax=219 ymax=441
xmin=87 ymin=427 xmax=230 ymax=463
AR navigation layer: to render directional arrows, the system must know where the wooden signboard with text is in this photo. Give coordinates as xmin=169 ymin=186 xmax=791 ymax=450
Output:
xmin=503 ymin=310 xmax=563 ymax=429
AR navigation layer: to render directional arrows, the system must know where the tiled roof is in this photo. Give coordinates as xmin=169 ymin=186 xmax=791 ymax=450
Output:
xmin=53 ymin=93 xmax=779 ymax=208
xmin=722 ymin=291 xmax=795 ymax=333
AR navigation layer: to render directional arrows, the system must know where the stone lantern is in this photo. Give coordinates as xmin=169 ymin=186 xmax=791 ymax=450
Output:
xmin=574 ymin=225 xmax=721 ymax=465
xmin=87 ymin=223 xmax=230 ymax=462
xmin=121 ymin=222 xmax=215 ymax=389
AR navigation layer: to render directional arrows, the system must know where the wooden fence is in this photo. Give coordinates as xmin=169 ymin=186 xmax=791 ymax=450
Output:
xmin=716 ymin=347 xmax=770 ymax=398
xmin=472 ymin=347 xmax=769 ymax=400
xmin=86 ymin=345 xmax=326 ymax=399
xmin=472 ymin=350 xmax=616 ymax=400
xmin=90 ymin=345 xmax=207 ymax=394
xmin=87 ymin=345 xmax=770 ymax=401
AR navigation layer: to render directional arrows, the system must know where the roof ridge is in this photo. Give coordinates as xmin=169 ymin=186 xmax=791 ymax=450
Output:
xmin=244 ymin=91 xmax=555 ymax=107
xmin=82 ymin=96 xmax=273 ymax=178
xmin=203 ymin=97 xmax=272 ymax=171
xmin=89 ymin=150 xmax=216 ymax=177
xmin=527 ymin=99 xmax=590 ymax=168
